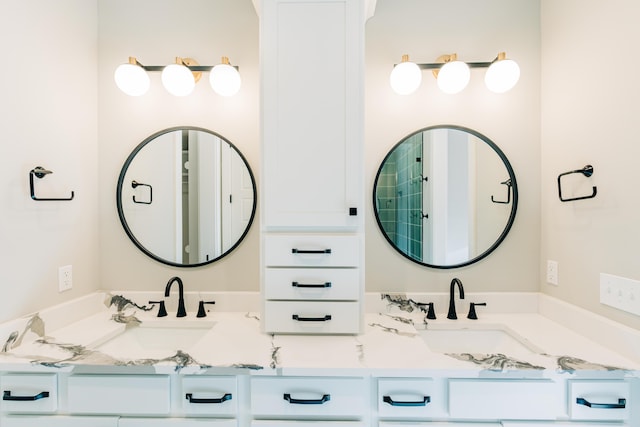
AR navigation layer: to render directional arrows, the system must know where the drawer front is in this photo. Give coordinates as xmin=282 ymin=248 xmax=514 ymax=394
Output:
xmin=181 ymin=376 xmax=237 ymax=416
xmin=120 ymin=419 xmax=237 ymax=426
xmin=251 ymin=376 xmax=365 ymax=418
xmin=264 ymin=268 xmax=360 ymax=300
xmin=2 ymin=415 xmax=118 ymax=426
xmin=0 ymin=374 xmax=57 ymax=413
xmin=67 ymin=375 xmax=170 ymax=415
xmin=264 ymin=301 xmax=360 ymax=334
xmin=381 ymin=423 xmax=501 ymax=427
xmin=253 ymin=423 xmax=363 ymax=427
xmin=449 ymin=379 xmax=563 ymax=420
xmin=377 ymin=378 xmax=446 ymax=419
xmin=264 ymin=234 xmax=360 ymax=267
xmin=569 ymin=380 xmax=630 ymax=421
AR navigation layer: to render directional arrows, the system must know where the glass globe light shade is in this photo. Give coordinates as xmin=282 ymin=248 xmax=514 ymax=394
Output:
xmin=209 ymin=63 xmax=242 ymax=97
xmin=114 ymin=63 xmax=150 ymax=96
xmin=485 ymin=59 xmax=520 ymax=93
xmin=389 ymin=60 xmax=422 ymax=95
xmin=437 ymin=60 xmax=470 ymax=94
xmin=161 ymin=63 xmax=195 ymax=96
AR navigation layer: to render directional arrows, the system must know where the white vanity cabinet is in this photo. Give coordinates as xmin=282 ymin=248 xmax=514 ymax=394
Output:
xmin=258 ymin=0 xmax=370 ymax=334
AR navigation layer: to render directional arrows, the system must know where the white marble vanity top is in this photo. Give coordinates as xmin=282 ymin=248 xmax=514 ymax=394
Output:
xmin=0 ymin=291 xmax=638 ymax=378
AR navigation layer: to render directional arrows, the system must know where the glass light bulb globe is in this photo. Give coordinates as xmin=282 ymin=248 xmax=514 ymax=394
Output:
xmin=161 ymin=63 xmax=195 ymax=96
xmin=389 ymin=61 xmax=422 ymax=95
xmin=485 ymin=59 xmax=520 ymax=93
xmin=437 ymin=61 xmax=470 ymax=94
xmin=209 ymin=63 xmax=242 ymax=97
xmin=114 ymin=63 xmax=150 ymax=96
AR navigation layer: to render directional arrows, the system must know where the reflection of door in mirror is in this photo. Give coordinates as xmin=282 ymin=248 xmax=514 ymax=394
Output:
xmin=119 ymin=127 xmax=256 ymax=267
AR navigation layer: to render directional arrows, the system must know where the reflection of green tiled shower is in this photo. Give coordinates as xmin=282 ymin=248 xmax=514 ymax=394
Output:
xmin=377 ymin=134 xmax=423 ymax=261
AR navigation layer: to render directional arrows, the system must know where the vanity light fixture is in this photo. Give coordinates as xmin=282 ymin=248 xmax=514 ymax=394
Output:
xmin=390 ymin=52 xmax=520 ymax=95
xmin=114 ymin=56 xmax=241 ymax=97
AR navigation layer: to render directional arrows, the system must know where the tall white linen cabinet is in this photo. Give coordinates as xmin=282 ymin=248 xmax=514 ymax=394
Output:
xmin=257 ymin=0 xmax=375 ymax=334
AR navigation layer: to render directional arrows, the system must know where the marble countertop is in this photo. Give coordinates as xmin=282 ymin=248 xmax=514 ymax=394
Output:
xmin=0 ymin=292 xmax=638 ymax=377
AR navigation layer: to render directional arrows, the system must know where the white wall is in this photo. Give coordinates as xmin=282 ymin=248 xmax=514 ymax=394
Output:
xmin=0 ymin=0 xmax=99 ymax=323
xmin=98 ymin=0 xmax=260 ymax=291
xmin=364 ymin=0 xmax=541 ymax=293
xmin=541 ymin=0 xmax=640 ymax=330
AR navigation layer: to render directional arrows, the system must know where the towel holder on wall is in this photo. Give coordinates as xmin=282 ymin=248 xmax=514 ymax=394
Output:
xmin=557 ymin=164 xmax=597 ymax=202
xmin=491 ymin=178 xmax=512 ymax=204
xmin=29 ymin=166 xmax=74 ymax=201
xmin=131 ymin=180 xmax=152 ymax=204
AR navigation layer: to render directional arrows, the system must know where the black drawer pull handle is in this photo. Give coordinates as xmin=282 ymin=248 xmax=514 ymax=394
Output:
xmin=577 ymin=397 xmax=626 ymax=409
xmin=292 ymin=314 xmax=332 ymax=322
xmin=291 ymin=248 xmax=332 ymax=254
xmin=3 ymin=390 xmax=50 ymax=401
xmin=292 ymin=281 xmax=332 ymax=289
xmin=283 ymin=393 xmax=330 ymax=405
xmin=185 ymin=393 xmax=232 ymax=404
xmin=383 ymin=395 xmax=431 ymax=407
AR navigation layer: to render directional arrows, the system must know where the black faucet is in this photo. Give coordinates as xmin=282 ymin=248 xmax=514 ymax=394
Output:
xmin=164 ymin=276 xmax=187 ymax=317
xmin=447 ymin=278 xmax=465 ymax=319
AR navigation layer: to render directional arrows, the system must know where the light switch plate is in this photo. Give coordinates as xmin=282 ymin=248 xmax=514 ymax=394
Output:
xmin=600 ymin=273 xmax=640 ymax=316
xmin=546 ymin=260 xmax=558 ymax=286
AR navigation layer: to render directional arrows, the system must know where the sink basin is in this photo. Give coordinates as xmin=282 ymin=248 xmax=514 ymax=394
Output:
xmin=94 ymin=320 xmax=215 ymax=359
xmin=419 ymin=324 xmax=541 ymax=355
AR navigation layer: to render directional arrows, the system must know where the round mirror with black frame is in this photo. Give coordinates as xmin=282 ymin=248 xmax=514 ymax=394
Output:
xmin=373 ymin=125 xmax=517 ymax=269
xmin=116 ymin=126 xmax=257 ymax=267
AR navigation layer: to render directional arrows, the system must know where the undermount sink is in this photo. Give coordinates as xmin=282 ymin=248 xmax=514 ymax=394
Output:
xmin=94 ymin=319 xmax=215 ymax=359
xmin=419 ymin=324 xmax=542 ymax=355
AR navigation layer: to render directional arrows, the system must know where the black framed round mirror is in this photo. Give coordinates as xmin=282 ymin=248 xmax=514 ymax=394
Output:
xmin=373 ymin=125 xmax=517 ymax=269
xmin=117 ymin=126 xmax=257 ymax=267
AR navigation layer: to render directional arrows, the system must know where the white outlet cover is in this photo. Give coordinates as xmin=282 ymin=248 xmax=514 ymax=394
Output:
xmin=58 ymin=265 xmax=73 ymax=292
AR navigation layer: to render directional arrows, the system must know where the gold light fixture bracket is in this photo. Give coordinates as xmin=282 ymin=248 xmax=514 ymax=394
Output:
xmin=178 ymin=57 xmax=202 ymax=83
xmin=432 ymin=53 xmax=457 ymax=79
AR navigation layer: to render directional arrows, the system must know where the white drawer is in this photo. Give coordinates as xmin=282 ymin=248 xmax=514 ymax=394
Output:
xmin=377 ymin=378 xmax=446 ymax=419
xmin=253 ymin=422 xmax=363 ymax=427
xmin=67 ymin=374 xmax=170 ymax=415
xmin=449 ymin=379 xmax=563 ymax=420
xmin=264 ymin=234 xmax=360 ymax=267
xmin=121 ymin=419 xmax=237 ymax=426
xmin=251 ymin=376 xmax=365 ymax=418
xmin=264 ymin=301 xmax=360 ymax=334
xmin=0 ymin=374 xmax=57 ymax=413
xmin=264 ymin=268 xmax=360 ymax=300
xmin=569 ymin=380 xmax=630 ymax=421
xmin=180 ymin=376 xmax=237 ymax=416
xmin=381 ymin=423 xmax=500 ymax=427
xmin=2 ymin=415 xmax=118 ymax=426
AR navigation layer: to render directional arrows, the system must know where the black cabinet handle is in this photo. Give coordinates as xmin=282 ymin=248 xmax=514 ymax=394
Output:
xmin=283 ymin=393 xmax=330 ymax=405
xmin=576 ymin=397 xmax=626 ymax=409
xmin=3 ymin=390 xmax=50 ymax=401
xmin=383 ymin=395 xmax=431 ymax=407
xmin=185 ymin=393 xmax=232 ymax=404
xmin=291 ymin=248 xmax=332 ymax=254
xmin=292 ymin=314 xmax=332 ymax=322
xmin=292 ymin=281 xmax=332 ymax=289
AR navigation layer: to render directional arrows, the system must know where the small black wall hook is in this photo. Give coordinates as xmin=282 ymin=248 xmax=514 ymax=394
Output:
xmin=132 ymin=180 xmax=152 ymax=204
xmin=558 ymin=165 xmax=597 ymax=202
xmin=29 ymin=166 xmax=74 ymax=201
xmin=491 ymin=178 xmax=512 ymax=204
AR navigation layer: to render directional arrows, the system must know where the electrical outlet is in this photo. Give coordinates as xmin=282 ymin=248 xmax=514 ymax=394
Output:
xmin=600 ymin=273 xmax=640 ymax=316
xmin=546 ymin=260 xmax=558 ymax=286
xmin=58 ymin=265 xmax=72 ymax=292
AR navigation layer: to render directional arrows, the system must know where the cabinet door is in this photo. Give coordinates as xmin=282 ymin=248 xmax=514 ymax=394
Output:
xmin=261 ymin=0 xmax=363 ymax=230
xmin=2 ymin=415 xmax=118 ymax=426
